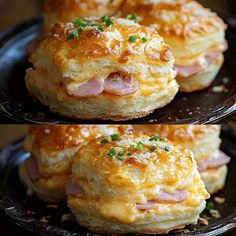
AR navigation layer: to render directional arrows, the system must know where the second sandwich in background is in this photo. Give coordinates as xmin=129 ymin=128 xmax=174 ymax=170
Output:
xmin=134 ymin=125 xmax=231 ymax=194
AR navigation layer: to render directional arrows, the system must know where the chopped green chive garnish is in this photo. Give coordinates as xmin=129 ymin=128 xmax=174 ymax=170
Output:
xmin=101 ymin=16 xmax=113 ymax=27
xmin=141 ymin=37 xmax=147 ymax=43
xmin=75 ymin=18 xmax=86 ymax=27
xmin=111 ymin=134 xmax=121 ymax=141
xmin=101 ymin=139 xmax=109 ymax=144
xmin=165 ymin=146 xmax=171 ymax=152
xmin=108 ymin=148 xmax=116 ymax=158
xmin=150 ymin=146 xmax=157 ymax=152
xmin=117 ymin=150 xmax=126 ymax=160
xmin=205 ymin=202 xmax=214 ymax=211
xmin=129 ymin=35 xmax=138 ymax=43
xmin=68 ymin=31 xmax=79 ymax=39
xmin=137 ymin=141 xmax=144 ymax=151
xmin=149 ymin=133 xmax=159 ymax=142
xmin=110 ymin=0 xmax=114 ymax=3
xmin=159 ymin=137 xmax=165 ymax=141
xmin=127 ymin=13 xmax=138 ymax=22
xmin=127 ymin=152 xmax=132 ymax=156
xmin=129 ymin=144 xmax=135 ymax=148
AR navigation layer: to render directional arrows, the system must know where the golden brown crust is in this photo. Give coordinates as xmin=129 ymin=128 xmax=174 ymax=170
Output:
xmin=121 ymin=0 xmax=226 ymax=40
xmin=135 ymin=125 xmax=221 ymax=143
xmin=44 ymin=0 xmax=125 ymax=31
xmin=31 ymin=18 xmax=175 ymax=83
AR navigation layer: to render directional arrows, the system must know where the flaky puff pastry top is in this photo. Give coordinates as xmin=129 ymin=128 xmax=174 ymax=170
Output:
xmin=71 ymin=132 xmax=209 ymax=223
xmin=30 ymin=17 xmax=176 ymax=96
xmin=44 ymin=0 xmax=125 ymax=32
xmin=134 ymin=125 xmax=221 ymax=163
xmin=121 ymin=0 xmax=227 ymax=66
xmin=24 ymin=125 xmax=131 ymax=176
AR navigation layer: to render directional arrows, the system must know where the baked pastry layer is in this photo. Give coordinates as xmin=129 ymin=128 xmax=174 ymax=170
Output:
xmin=67 ymin=131 xmax=209 ymax=234
xmin=26 ymin=18 xmax=178 ymax=120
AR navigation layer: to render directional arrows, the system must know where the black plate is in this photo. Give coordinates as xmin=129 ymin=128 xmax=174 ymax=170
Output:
xmin=0 ymin=126 xmax=236 ymax=236
xmin=0 ymin=18 xmax=236 ymax=124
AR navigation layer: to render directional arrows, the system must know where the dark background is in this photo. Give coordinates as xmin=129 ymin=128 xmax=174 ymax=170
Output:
xmin=0 ymin=0 xmax=235 ymax=235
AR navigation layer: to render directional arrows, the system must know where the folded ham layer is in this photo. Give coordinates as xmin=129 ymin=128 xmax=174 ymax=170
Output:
xmin=175 ymin=41 xmax=228 ymax=78
xmin=66 ymin=181 xmax=189 ymax=208
xmin=26 ymin=156 xmax=43 ymax=181
xmin=66 ymin=72 xmax=139 ymax=98
xmin=175 ymin=51 xmax=222 ymax=78
xmin=198 ymin=151 xmax=230 ymax=172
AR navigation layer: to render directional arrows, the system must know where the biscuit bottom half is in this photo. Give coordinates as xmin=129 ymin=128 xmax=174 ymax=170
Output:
xmin=25 ymin=70 xmax=179 ymax=121
xmin=68 ymin=197 xmax=206 ymax=234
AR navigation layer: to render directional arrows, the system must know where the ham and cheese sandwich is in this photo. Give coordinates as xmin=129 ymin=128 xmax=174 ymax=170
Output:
xmin=19 ymin=125 xmax=131 ymax=202
xmin=135 ymin=125 xmax=230 ymax=194
xmin=67 ymin=131 xmax=209 ymax=234
xmin=25 ymin=17 xmax=178 ymax=121
xmin=121 ymin=0 xmax=227 ymax=92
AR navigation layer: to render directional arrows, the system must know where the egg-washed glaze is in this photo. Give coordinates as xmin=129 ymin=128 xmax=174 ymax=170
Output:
xmin=30 ymin=18 xmax=175 ymax=87
xmin=69 ymin=132 xmax=209 ymax=226
xmin=121 ymin=0 xmax=226 ymax=39
xmin=134 ymin=125 xmax=221 ymax=163
xmin=44 ymin=0 xmax=125 ymax=31
xmin=120 ymin=0 xmax=227 ymax=67
xmin=135 ymin=125 xmax=220 ymax=142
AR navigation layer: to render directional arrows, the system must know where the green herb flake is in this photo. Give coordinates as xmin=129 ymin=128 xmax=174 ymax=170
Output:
xmin=205 ymin=202 xmax=214 ymax=211
xmin=108 ymin=148 xmax=116 ymax=158
xmin=141 ymin=37 xmax=147 ymax=43
xmin=137 ymin=141 xmax=144 ymax=151
xmin=75 ymin=18 xmax=86 ymax=28
xmin=165 ymin=146 xmax=171 ymax=152
xmin=127 ymin=13 xmax=138 ymax=22
xmin=159 ymin=137 xmax=165 ymax=141
xmin=149 ymin=133 xmax=159 ymax=141
xmin=101 ymin=139 xmax=109 ymax=144
xmin=110 ymin=0 xmax=114 ymax=3
xmin=128 ymin=35 xmax=138 ymax=43
xmin=117 ymin=150 xmax=126 ymax=160
xmin=127 ymin=152 xmax=132 ymax=156
xmin=150 ymin=146 xmax=157 ymax=152
xmin=111 ymin=134 xmax=121 ymax=141
xmin=68 ymin=31 xmax=79 ymax=40
xmin=101 ymin=15 xmax=113 ymax=27
xmin=129 ymin=144 xmax=135 ymax=148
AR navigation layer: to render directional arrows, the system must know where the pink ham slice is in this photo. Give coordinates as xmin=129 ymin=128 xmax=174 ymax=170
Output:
xmin=66 ymin=77 xmax=104 ymax=97
xmin=65 ymin=181 xmax=85 ymax=197
xmin=104 ymin=73 xmax=139 ymax=96
xmin=175 ymin=51 xmax=222 ymax=78
xmin=26 ymin=156 xmax=43 ymax=182
xmin=136 ymin=189 xmax=189 ymax=210
xmin=198 ymin=151 xmax=230 ymax=172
